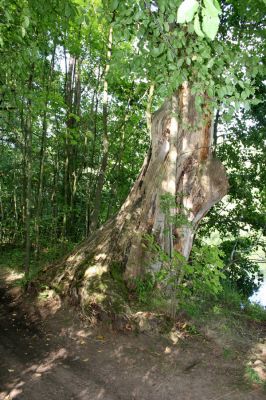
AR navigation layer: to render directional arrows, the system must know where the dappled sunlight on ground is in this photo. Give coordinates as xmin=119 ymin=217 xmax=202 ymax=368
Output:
xmin=30 ymin=347 xmax=68 ymax=374
xmin=1 ymin=348 xmax=68 ymax=400
xmin=0 ymin=272 xmax=265 ymax=400
xmin=0 ymin=269 xmax=24 ymax=283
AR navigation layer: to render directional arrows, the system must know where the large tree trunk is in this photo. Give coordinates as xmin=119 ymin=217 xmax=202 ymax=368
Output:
xmin=48 ymin=83 xmax=228 ymax=313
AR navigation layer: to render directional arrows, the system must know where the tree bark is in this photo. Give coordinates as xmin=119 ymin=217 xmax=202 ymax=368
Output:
xmin=24 ymin=66 xmax=34 ymax=279
xmin=24 ymin=112 xmax=32 ymax=280
xmin=120 ymin=83 xmax=228 ymax=280
xmin=90 ymin=26 xmax=113 ymax=233
xmin=62 ymin=55 xmax=82 ymax=239
xmin=35 ymin=48 xmax=55 ymax=256
xmin=47 ymin=83 xmax=228 ymax=312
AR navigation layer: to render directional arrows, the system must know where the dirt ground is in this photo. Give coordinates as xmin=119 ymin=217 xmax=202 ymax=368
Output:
xmin=0 ymin=272 xmax=265 ymax=400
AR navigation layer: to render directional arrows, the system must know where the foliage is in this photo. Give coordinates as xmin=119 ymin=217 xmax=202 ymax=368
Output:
xmin=134 ymin=273 xmax=155 ymax=304
xmin=219 ymin=239 xmax=264 ymax=297
xmin=0 ymin=0 xmax=31 ymax=47
xmin=177 ymin=0 xmax=221 ymax=41
xmin=209 ymin=283 xmax=266 ymax=322
xmin=188 ymin=245 xmax=226 ymax=297
xmin=182 ymin=284 xmax=266 ymax=325
xmin=217 ymin=282 xmax=245 ymax=310
xmin=244 ymin=302 xmax=266 ymax=322
xmin=198 ymin=77 xmax=266 ymax=300
xmin=160 ymin=193 xmax=192 ymax=228
xmin=143 ymin=234 xmax=226 ymax=311
xmin=202 ymin=90 xmax=266 ymax=239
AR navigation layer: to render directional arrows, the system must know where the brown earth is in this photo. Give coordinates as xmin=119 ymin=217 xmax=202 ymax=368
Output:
xmin=0 ymin=271 xmax=265 ymax=400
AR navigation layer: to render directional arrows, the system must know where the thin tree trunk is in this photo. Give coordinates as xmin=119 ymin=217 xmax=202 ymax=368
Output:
xmin=24 ymin=116 xmax=32 ymax=279
xmin=85 ymin=73 xmax=101 ymax=236
xmin=69 ymin=58 xmax=81 ymax=232
xmin=62 ymin=55 xmax=74 ymax=238
xmin=62 ymin=54 xmax=81 ymax=239
xmin=51 ymin=144 xmax=59 ymax=240
xmin=13 ymin=169 xmax=19 ymax=243
xmin=105 ymin=105 xmax=131 ymax=219
xmin=35 ymin=109 xmax=47 ymax=255
xmin=24 ymin=66 xmax=34 ymax=279
xmin=35 ymin=48 xmax=55 ymax=256
xmin=90 ymin=26 xmax=113 ymax=233
xmin=0 ymin=182 xmax=4 ymax=243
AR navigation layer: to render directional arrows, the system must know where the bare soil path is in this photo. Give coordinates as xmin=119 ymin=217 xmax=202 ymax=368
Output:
xmin=0 ymin=275 xmax=265 ymax=400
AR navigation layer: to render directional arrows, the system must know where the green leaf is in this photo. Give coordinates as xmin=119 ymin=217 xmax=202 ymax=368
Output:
xmin=177 ymin=0 xmax=199 ymax=24
xmin=64 ymin=3 xmax=72 ymax=17
xmin=168 ymin=14 xmax=175 ymax=23
xmin=151 ymin=47 xmax=161 ymax=57
xmin=23 ymin=16 xmax=30 ymax=28
xmin=164 ymin=22 xmax=169 ymax=32
xmin=177 ymin=58 xmax=184 ymax=67
xmin=194 ymin=13 xmax=204 ymax=37
xmin=213 ymin=0 xmax=222 ymax=13
xmin=203 ymin=0 xmax=221 ymax=17
xmin=110 ymin=0 xmax=119 ymax=12
xmin=202 ymin=14 xmax=220 ymax=40
xmin=167 ymin=49 xmax=174 ymax=62
xmin=207 ymin=58 xmax=215 ymax=68
xmin=21 ymin=26 xmax=26 ymax=37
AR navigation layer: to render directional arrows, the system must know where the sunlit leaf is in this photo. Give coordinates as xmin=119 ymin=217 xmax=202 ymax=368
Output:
xmin=203 ymin=0 xmax=221 ymax=17
xmin=177 ymin=0 xmax=199 ymax=23
xmin=202 ymin=14 xmax=220 ymax=40
xmin=194 ymin=13 xmax=204 ymax=37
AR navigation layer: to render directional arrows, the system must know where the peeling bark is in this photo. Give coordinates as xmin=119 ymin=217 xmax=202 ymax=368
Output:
xmin=120 ymin=83 xmax=228 ymax=279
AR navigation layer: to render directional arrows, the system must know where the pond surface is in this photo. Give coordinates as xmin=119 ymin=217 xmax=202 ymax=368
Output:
xmin=249 ymin=267 xmax=266 ymax=307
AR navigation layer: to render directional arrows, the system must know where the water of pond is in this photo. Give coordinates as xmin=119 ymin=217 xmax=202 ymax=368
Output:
xmin=249 ymin=267 xmax=266 ymax=307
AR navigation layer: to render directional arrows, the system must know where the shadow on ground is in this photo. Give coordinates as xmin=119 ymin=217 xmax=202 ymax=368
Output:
xmin=0 ymin=272 xmax=265 ymax=400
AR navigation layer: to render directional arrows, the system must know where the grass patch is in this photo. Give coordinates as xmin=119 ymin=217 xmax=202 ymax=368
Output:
xmin=244 ymin=303 xmax=266 ymax=322
xmin=245 ymin=365 xmax=264 ymax=385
